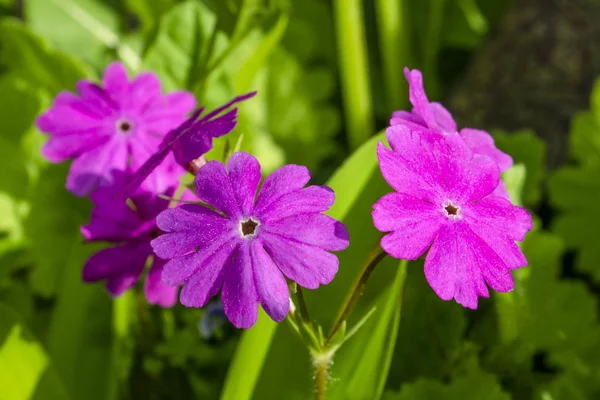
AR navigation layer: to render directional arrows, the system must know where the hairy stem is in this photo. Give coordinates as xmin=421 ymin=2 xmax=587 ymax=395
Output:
xmin=313 ymin=350 xmax=332 ymax=400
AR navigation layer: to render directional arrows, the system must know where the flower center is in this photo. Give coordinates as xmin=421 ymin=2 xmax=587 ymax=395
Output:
xmin=444 ymin=204 xmax=459 ymax=216
xmin=116 ymin=118 xmax=133 ymax=134
xmin=240 ymin=218 xmax=259 ymax=237
xmin=442 ymin=201 xmax=461 ymax=219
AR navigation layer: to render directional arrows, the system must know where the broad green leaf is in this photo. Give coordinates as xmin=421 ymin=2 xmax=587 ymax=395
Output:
xmin=386 ymin=263 xmax=467 ymax=386
xmin=45 ymin=243 xmax=116 ymax=400
xmin=383 ymin=358 xmax=510 ymax=400
xmin=219 ymin=310 xmax=277 ymax=400
xmin=0 ymin=304 xmax=68 ymax=400
xmin=0 ymin=20 xmax=92 ymax=93
xmin=326 ymin=261 xmax=408 ymax=400
xmin=0 ymin=324 xmax=48 ymax=400
xmin=548 ymin=165 xmax=600 ymax=280
xmin=494 ymin=130 xmax=545 ymax=205
xmin=143 ymin=1 xmax=219 ymax=92
xmin=25 ymin=0 xmax=120 ymax=68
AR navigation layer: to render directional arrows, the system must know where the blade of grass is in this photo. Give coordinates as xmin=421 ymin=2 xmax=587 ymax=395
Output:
xmin=333 ymin=0 xmax=374 ymax=150
xmin=422 ymin=0 xmax=447 ymax=99
xmin=375 ymin=0 xmax=411 ymax=111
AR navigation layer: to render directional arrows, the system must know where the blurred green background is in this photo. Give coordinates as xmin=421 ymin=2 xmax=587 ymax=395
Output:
xmin=1 ymin=0 xmax=600 ymax=399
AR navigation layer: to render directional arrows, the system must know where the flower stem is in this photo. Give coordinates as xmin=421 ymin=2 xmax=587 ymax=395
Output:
xmin=326 ymin=244 xmax=387 ymax=345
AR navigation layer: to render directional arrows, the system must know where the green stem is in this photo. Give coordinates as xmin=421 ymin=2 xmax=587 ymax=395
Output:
xmin=375 ymin=0 xmax=411 ymax=110
xmin=333 ymin=0 xmax=374 ymax=150
xmin=326 ymin=245 xmax=387 ymax=345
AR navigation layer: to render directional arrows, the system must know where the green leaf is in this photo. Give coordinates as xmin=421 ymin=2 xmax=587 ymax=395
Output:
xmin=25 ymin=0 xmax=120 ymax=68
xmin=0 ymin=20 xmax=92 ymax=93
xmin=125 ymin=0 xmax=176 ymax=33
xmin=0 ymin=76 xmax=45 ymax=199
xmin=326 ymin=261 xmax=408 ymax=400
xmin=0 ymin=324 xmax=48 ymax=400
xmin=386 ymin=262 xmax=467 ymax=386
xmin=494 ymin=130 xmax=546 ymax=205
xmin=548 ymin=164 xmax=600 ymax=280
xmin=0 ymin=304 xmax=69 ymax=400
xmin=142 ymin=1 xmax=219 ymax=92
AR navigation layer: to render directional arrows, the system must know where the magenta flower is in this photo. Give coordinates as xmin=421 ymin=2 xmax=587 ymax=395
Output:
xmin=82 ymin=184 xmax=195 ymax=307
xmin=391 ymin=68 xmax=512 ymax=198
xmin=372 ymin=125 xmax=532 ymax=309
xmin=151 ymin=152 xmax=349 ymax=328
xmin=36 ymin=62 xmax=195 ymax=196
xmin=121 ymin=92 xmax=256 ymax=199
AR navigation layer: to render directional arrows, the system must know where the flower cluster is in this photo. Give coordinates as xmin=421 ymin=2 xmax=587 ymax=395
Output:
xmin=37 ymin=61 xmax=533 ymax=327
xmin=373 ymin=68 xmax=533 ymax=308
xmin=36 ymin=62 xmax=249 ymax=306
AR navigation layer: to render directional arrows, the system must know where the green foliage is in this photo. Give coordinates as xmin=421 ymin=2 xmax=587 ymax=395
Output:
xmin=549 ymin=77 xmax=600 ymax=281
xmin=24 ymin=0 xmax=120 ymax=69
xmin=383 ymin=357 xmax=510 ymax=400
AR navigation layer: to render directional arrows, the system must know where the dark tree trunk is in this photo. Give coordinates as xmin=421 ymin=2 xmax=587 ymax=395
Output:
xmin=448 ymin=0 xmax=600 ymax=168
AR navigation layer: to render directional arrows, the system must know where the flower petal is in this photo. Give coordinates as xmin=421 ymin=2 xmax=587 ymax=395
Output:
xmin=460 ymin=128 xmax=513 ymax=172
xmin=430 ymin=102 xmax=457 ymax=133
xmin=177 ymin=240 xmax=240 ymax=307
xmin=127 ymin=72 xmax=161 ymax=113
xmin=83 ymin=241 xmax=150 ymax=296
xmin=153 ymin=204 xmax=231 ymax=259
xmin=256 ymin=186 xmax=335 ymax=222
xmin=262 ymin=213 xmax=349 ymax=251
xmin=465 ymin=197 xmax=532 ymax=270
xmin=466 ymin=197 xmax=532 ymax=241
xmin=372 ymin=192 xmax=444 ymax=259
xmin=250 ymin=241 xmax=290 ymax=322
xmin=66 ymin=137 xmax=128 ymax=196
xmin=228 ymin=152 xmax=261 ymax=216
xmin=222 ymin=241 xmax=259 ymax=329
xmin=260 ymin=232 xmax=339 ymax=289
xmin=425 ymin=222 xmax=514 ymax=309
xmin=254 ymin=164 xmax=311 ymax=214
xmin=404 ymin=68 xmax=437 ymax=129
xmin=390 ymin=110 xmax=426 ymax=127
xmin=102 ymin=62 xmax=130 ymax=105
xmin=159 ymin=232 xmax=239 ymax=286
xmin=379 ymin=130 xmax=500 ymax=204
xmin=194 ymin=160 xmax=241 ymax=218
xmin=144 ymin=258 xmax=178 ymax=307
